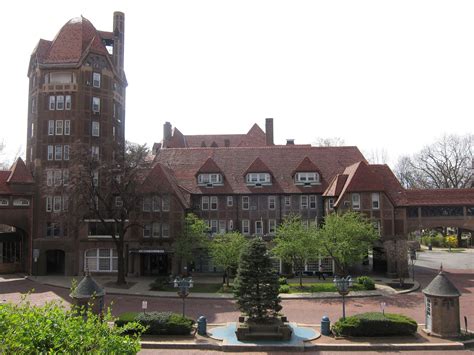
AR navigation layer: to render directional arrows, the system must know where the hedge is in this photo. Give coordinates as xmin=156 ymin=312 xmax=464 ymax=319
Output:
xmin=116 ymin=311 xmax=195 ymax=335
xmin=357 ymin=276 xmax=375 ymax=290
xmin=331 ymin=312 xmax=417 ymax=337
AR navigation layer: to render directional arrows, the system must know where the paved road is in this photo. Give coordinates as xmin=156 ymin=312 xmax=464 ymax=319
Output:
xmin=139 ymin=351 xmax=474 ymax=355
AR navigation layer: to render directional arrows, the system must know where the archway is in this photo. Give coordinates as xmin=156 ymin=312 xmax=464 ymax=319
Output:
xmin=46 ymin=250 xmax=65 ymax=275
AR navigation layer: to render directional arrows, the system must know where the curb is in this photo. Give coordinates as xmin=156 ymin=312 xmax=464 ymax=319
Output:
xmin=26 ymin=276 xmax=390 ymax=300
xmin=396 ymin=280 xmax=421 ymax=294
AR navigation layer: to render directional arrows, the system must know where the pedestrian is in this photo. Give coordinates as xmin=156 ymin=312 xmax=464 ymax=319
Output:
xmin=318 ymin=264 xmax=326 ymax=280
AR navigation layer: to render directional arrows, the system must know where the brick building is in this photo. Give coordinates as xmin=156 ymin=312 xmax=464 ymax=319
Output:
xmin=1 ymin=13 xmax=472 ymax=278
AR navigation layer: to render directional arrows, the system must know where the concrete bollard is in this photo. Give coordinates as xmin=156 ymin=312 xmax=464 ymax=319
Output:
xmin=321 ymin=316 xmax=331 ymax=336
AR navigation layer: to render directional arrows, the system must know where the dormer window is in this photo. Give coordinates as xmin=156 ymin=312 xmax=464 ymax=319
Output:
xmin=197 ymin=173 xmax=223 ymax=187
xmin=295 ymin=172 xmax=320 ymax=185
xmin=246 ymin=173 xmax=271 ymax=186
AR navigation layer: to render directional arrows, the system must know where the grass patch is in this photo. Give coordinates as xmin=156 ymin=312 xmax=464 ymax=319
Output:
xmin=443 ymin=248 xmax=466 ymax=253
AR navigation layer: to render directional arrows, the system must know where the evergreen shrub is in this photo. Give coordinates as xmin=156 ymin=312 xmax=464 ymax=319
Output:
xmin=332 ymin=312 xmax=417 ymax=337
xmin=116 ymin=312 xmax=194 ymax=335
xmin=357 ymin=276 xmax=376 ymax=290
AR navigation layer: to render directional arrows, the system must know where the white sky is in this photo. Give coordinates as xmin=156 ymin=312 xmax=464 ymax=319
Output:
xmin=1 ymin=0 xmax=473 ymax=168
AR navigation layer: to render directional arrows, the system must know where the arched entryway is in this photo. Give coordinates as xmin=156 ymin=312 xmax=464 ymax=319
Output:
xmin=46 ymin=250 xmax=65 ymax=275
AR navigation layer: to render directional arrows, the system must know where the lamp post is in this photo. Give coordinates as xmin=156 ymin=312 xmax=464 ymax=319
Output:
xmin=333 ymin=275 xmax=352 ymax=320
xmin=410 ymin=250 xmax=417 ymax=282
xmin=174 ymin=276 xmax=193 ymax=317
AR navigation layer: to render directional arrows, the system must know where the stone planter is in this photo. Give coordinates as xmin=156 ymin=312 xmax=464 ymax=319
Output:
xmin=236 ymin=316 xmax=292 ymax=341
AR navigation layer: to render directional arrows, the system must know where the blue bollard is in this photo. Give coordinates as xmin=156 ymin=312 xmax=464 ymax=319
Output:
xmin=197 ymin=316 xmax=207 ymax=336
xmin=321 ymin=316 xmax=331 ymax=336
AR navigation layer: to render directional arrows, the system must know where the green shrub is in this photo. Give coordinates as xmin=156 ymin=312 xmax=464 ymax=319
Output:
xmin=357 ymin=276 xmax=376 ymax=290
xmin=444 ymin=235 xmax=458 ymax=248
xmin=0 ymin=298 xmax=143 ymax=353
xmin=279 ymin=284 xmax=290 ymax=293
xmin=279 ymin=277 xmax=288 ymax=285
xmin=332 ymin=312 xmax=417 ymax=337
xmin=149 ymin=276 xmax=170 ymax=291
xmin=117 ymin=311 xmax=195 ymax=335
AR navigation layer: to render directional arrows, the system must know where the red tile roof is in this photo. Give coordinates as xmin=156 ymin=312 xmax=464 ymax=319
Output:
xmin=245 ymin=157 xmax=272 ymax=175
xmin=32 ymin=16 xmax=110 ymax=66
xmin=197 ymin=157 xmax=223 ymax=174
xmin=140 ymin=163 xmax=190 ymax=208
xmin=292 ymin=157 xmax=320 ymax=176
xmin=404 ymin=189 xmax=474 ymax=206
xmin=7 ymin=158 xmax=34 ymax=184
xmin=154 ymin=146 xmax=366 ymax=195
xmin=166 ymin=124 xmax=268 ymax=148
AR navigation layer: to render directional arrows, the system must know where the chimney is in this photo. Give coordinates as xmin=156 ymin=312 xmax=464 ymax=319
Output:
xmin=163 ymin=122 xmax=172 ymax=148
xmin=265 ymin=118 xmax=274 ymax=146
xmin=113 ymin=12 xmax=125 ymax=76
xmin=224 ymin=139 xmax=230 ymax=147
xmin=286 ymin=139 xmax=295 ymax=145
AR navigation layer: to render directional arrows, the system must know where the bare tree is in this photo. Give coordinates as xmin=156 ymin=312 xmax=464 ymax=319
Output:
xmin=69 ymin=141 xmax=150 ymax=285
xmin=314 ymin=137 xmax=345 ymax=147
xmin=395 ymin=134 xmax=473 ymax=189
xmin=365 ymin=148 xmax=389 ymax=165
xmin=0 ymin=140 xmax=7 ymax=169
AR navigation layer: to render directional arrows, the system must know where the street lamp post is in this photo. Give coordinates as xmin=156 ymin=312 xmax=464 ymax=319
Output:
xmin=333 ymin=275 xmax=352 ymax=320
xmin=410 ymin=250 xmax=417 ymax=282
xmin=174 ymin=277 xmax=193 ymax=317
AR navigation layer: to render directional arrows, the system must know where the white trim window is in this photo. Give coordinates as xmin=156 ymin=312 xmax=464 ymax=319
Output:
xmin=31 ymin=122 xmax=34 ymax=138
xmin=268 ymin=219 xmax=276 ymax=235
xmin=228 ymin=220 xmax=234 ymax=230
xmin=63 ymin=169 xmax=69 ymax=186
xmin=300 ymin=195 xmax=308 ymax=209
xmin=285 ymin=196 xmax=291 ymax=207
xmin=242 ymin=196 xmax=249 ymax=210
xmin=210 ymin=196 xmax=218 ymax=210
xmin=152 ymin=222 xmax=161 ymax=238
xmin=55 ymin=120 xmax=63 ymax=135
xmin=84 ymin=249 xmax=118 ymax=272
xmin=54 ymin=145 xmax=62 ymax=160
xmin=328 ymin=198 xmax=335 ymax=210
xmin=246 ymin=173 xmax=271 ymax=186
xmin=54 ymin=170 xmax=62 ymax=186
xmin=372 ymin=193 xmax=380 ymax=210
xmin=227 ymin=196 xmax=233 ymax=207
xmin=46 ymin=196 xmax=52 ymax=212
xmin=46 ymin=170 xmax=53 ymax=186
xmin=56 ymin=95 xmax=64 ymax=110
xmin=143 ymin=197 xmax=151 ymax=212
xmin=295 ymin=172 xmax=320 ymax=185
xmin=0 ymin=198 xmax=9 ymax=206
xmin=352 ymin=193 xmax=361 ymax=210
xmin=91 ymin=146 xmax=99 ymax=160
xmin=197 ymin=173 xmax=223 ymax=186
xmin=162 ymin=223 xmax=170 ymax=238
xmin=49 ymin=96 xmax=55 ymax=110
xmin=65 ymin=95 xmax=71 ymax=110
xmin=64 ymin=120 xmax=71 ymax=135
xmin=63 ymin=145 xmax=70 ymax=160
xmin=53 ymin=196 xmax=62 ymax=212
xmin=201 ymin=196 xmax=209 ymax=210
xmin=115 ymin=196 xmax=123 ymax=207
xmin=48 ymin=120 xmax=55 ymax=135
xmin=13 ymin=198 xmax=30 ymax=206
xmin=268 ymin=196 xmax=276 ymax=210
xmin=92 ymin=171 xmax=99 ymax=187
xmin=93 ymin=72 xmax=101 ymax=88
xmin=47 ymin=146 xmax=54 ymax=160
xmin=219 ymin=220 xmax=226 ymax=234
xmin=143 ymin=224 xmax=151 ymax=238
xmin=242 ymin=219 xmax=250 ymax=235
xmin=210 ymin=220 xmax=218 ymax=235
xmin=309 ymin=195 xmax=317 ymax=209
xmin=152 ymin=195 xmax=161 ymax=212
xmin=255 ymin=220 xmax=263 ymax=235
xmin=92 ymin=97 xmax=100 ymax=113
xmin=92 ymin=121 xmax=100 ymax=137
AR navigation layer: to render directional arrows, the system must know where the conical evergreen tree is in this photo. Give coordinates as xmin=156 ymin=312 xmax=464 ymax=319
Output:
xmin=233 ymin=238 xmax=282 ymax=320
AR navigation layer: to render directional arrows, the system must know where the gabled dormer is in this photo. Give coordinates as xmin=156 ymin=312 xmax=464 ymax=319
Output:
xmin=292 ymin=157 xmax=321 ymax=186
xmin=244 ymin=157 xmax=272 ymax=187
xmin=196 ymin=157 xmax=224 ymax=187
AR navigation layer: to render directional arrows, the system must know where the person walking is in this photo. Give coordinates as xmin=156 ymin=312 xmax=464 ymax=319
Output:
xmin=318 ymin=264 xmax=326 ymax=280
